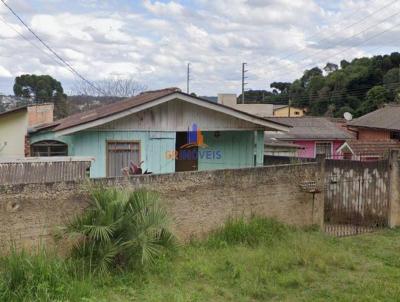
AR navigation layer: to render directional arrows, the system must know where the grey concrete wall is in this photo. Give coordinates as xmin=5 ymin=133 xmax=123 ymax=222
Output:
xmin=0 ymin=163 xmax=323 ymax=250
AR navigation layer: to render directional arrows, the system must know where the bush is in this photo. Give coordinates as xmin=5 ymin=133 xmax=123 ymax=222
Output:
xmin=207 ymin=217 xmax=291 ymax=247
xmin=64 ymin=187 xmax=176 ymax=274
xmin=0 ymin=247 xmax=91 ymax=301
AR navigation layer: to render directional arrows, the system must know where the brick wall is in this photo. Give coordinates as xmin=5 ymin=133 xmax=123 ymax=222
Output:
xmin=0 ymin=163 xmax=323 ymax=250
xmin=27 ymin=103 xmax=54 ymax=127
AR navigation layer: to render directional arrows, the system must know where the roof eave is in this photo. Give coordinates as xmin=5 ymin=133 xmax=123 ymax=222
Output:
xmin=54 ymin=92 xmax=291 ymax=136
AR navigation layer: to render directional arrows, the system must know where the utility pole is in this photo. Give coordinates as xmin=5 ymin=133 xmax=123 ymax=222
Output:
xmin=242 ymin=62 xmax=248 ymax=104
xmin=187 ymin=63 xmax=191 ymax=94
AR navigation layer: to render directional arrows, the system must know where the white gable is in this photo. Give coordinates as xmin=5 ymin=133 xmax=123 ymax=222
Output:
xmin=55 ymin=93 xmax=289 ymax=136
xmin=96 ymin=99 xmax=265 ymax=131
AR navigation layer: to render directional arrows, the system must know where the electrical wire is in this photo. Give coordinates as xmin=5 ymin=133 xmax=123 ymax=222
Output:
xmin=0 ymin=0 xmax=106 ymax=96
xmin=276 ymin=0 xmax=399 ymax=63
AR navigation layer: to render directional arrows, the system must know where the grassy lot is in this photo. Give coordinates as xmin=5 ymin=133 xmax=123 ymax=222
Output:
xmin=2 ymin=219 xmax=400 ymax=301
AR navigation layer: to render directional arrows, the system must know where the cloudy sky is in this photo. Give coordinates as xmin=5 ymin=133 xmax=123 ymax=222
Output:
xmin=1 ymin=0 xmax=400 ymax=96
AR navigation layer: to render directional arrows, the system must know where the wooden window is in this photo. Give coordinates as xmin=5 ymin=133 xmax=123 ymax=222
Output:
xmin=390 ymin=131 xmax=400 ymax=141
xmin=343 ymin=152 xmax=353 ymax=160
xmin=106 ymin=141 xmax=140 ymax=177
xmin=316 ymin=142 xmax=332 ymax=158
xmin=31 ymin=140 xmax=68 ymax=156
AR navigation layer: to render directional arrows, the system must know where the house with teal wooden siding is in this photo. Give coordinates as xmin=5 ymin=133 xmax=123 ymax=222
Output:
xmin=30 ymin=88 xmax=289 ymax=178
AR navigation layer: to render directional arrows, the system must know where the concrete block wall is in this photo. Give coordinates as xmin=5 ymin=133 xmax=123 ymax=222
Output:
xmin=0 ymin=163 xmax=323 ymax=250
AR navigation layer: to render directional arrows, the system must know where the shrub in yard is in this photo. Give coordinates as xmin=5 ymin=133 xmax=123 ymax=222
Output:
xmin=208 ymin=217 xmax=291 ymax=247
xmin=64 ymin=187 xmax=176 ymax=274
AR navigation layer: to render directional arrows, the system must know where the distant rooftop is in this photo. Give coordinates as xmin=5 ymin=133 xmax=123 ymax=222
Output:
xmin=349 ymin=103 xmax=400 ymax=131
xmin=265 ymin=117 xmax=352 ymax=140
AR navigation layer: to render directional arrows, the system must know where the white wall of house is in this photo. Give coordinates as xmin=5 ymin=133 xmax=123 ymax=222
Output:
xmin=217 ymin=93 xmax=274 ymax=117
xmin=0 ymin=110 xmax=28 ymax=158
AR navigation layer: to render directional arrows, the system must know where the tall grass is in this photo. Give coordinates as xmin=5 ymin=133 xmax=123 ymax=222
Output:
xmin=207 ymin=217 xmax=292 ymax=247
xmin=0 ymin=247 xmax=92 ymax=302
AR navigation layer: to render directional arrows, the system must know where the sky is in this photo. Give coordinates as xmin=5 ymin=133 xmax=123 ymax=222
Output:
xmin=1 ymin=0 xmax=400 ymax=96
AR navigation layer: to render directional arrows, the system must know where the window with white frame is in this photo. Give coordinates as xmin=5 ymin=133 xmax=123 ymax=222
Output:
xmin=315 ymin=142 xmax=332 ymax=158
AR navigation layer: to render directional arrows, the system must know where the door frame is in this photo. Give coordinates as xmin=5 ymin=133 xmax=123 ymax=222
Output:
xmin=106 ymin=140 xmax=141 ymax=177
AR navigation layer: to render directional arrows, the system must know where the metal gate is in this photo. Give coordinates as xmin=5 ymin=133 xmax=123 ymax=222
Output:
xmin=324 ymin=159 xmax=390 ymax=236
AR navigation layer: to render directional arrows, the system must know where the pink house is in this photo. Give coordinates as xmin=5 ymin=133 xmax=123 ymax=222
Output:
xmin=265 ymin=117 xmax=353 ymax=159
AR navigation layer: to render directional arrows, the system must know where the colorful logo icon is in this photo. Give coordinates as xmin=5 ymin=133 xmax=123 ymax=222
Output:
xmin=181 ymin=123 xmax=208 ymax=149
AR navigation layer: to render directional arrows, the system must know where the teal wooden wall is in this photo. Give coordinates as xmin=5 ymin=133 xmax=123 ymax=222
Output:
xmin=30 ymin=130 xmax=263 ymax=177
xmin=30 ymin=130 xmax=175 ymax=178
xmin=72 ymin=131 xmax=175 ymax=177
xmin=198 ymin=131 xmax=255 ymax=171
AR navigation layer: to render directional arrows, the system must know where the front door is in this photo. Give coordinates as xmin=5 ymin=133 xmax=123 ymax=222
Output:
xmin=175 ymin=132 xmax=198 ymax=172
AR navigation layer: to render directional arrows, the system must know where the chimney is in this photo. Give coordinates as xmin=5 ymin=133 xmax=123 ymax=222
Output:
xmin=217 ymin=94 xmax=237 ymax=107
xmin=27 ymin=103 xmax=54 ymax=127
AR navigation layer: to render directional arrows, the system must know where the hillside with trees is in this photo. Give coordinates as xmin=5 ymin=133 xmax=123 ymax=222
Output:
xmin=240 ymin=52 xmax=400 ymax=117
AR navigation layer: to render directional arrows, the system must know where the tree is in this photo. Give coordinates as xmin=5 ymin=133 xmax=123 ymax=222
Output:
xmin=357 ymin=85 xmax=390 ymax=115
xmin=270 ymin=82 xmax=291 ymax=94
xmin=13 ymin=74 xmax=69 ymax=118
xmin=323 ymin=62 xmax=338 ymax=74
xmin=383 ymin=68 xmax=400 ymax=99
xmin=340 ymin=60 xmax=350 ymax=69
xmin=301 ymin=67 xmax=323 ymax=88
xmin=73 ymin=77 xmax=147 ymax=98
xmin=237 ymin=90 xmax=274 ymax=104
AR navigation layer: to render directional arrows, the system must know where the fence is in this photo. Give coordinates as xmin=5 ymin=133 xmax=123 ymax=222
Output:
xmin=0 ymin=157 xmax=93 ymax=185
xmin=324 ymin=159 xmax=390 ymax=236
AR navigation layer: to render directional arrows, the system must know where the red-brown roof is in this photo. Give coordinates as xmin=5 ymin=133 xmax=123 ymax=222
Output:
xmin=37 ymin=87 xmax=290 ymax=133
xmin=344 ymin=140 xmax=400 ymax=156
xmin=52 ymin=88 xmax=180 ymax=131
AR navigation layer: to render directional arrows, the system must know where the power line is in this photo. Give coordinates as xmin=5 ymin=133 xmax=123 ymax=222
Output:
xmin=271 ymin=15 xmax=400 ymax=80
xmin=0 ymin=0 xmax=106 ymax=95
xmin=265 ymin=80 xmax=400 ymax=107
xmin=276 ymin=0 xmax=399 ymax=64
xmin=0 ymin=16 xmax=67 ymax=69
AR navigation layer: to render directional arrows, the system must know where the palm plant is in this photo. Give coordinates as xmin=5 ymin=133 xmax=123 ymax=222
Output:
xmin=64 ymin=187 xmax=175 ymax=274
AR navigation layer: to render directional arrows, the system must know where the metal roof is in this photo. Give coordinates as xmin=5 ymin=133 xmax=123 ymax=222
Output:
xmin=265 ymin=117 xmax=353 ymax=140
xmin=349 ymin=104 xmax=400 ymax=131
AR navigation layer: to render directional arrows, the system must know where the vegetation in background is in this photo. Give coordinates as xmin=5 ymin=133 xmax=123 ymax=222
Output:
xmin=239 ymin=52 xmax=400 ymax=117
xmin=13 ymin=74 xmax=69 ymax=119
xmin=1 ymin=217 xmax=400 ymax=301
xmin=64 ymin=188 xmax=175 ymax=274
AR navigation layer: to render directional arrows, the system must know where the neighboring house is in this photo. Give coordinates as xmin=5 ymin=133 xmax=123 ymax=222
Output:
xmin=0 ymin=103 xmax=54 ymax=158
xmin=336 ymin=104 xmax=400 ymax=160
xmin=30 ymin=88 xmax=290 ymax=178
xmin=347 ymin=104 xmax=400 ymax=140
xmin=336 ymin=140 xmax=400 ymax=161
xmin=273 ymin=105 xmax=306 ymax=117
xmin=265 ymin=117 xmax=352 ymax=159
xmin=264 ymin=139 xmax=305 ymax=165
xmin=217 ymin=94 xmax=274 ymax=117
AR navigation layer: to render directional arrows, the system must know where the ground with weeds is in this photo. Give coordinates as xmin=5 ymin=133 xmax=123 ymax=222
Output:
xmin=1 ymin=218 xmax=400 ymax=301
